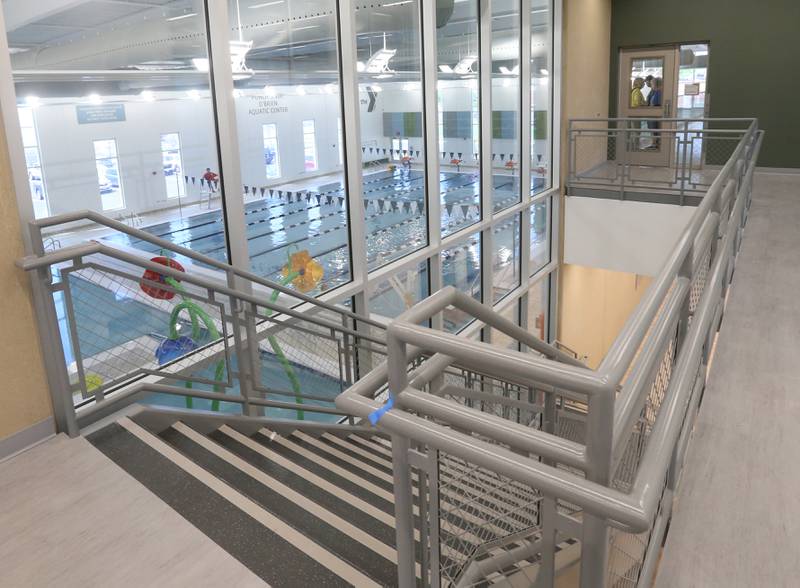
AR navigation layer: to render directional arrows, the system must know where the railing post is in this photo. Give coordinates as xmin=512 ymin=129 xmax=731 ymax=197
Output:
xmin=229 ymin=289 xmax=256 ymax=417
xmin=392 ymin=434 xmax=416 ymax=588
xmin=536 ymin=387 xmax=558 ymax=588
xmin=579 ymin=385 xmax=615 ymax=588
xmin=27 ymin=223 xmax=79 ymax=436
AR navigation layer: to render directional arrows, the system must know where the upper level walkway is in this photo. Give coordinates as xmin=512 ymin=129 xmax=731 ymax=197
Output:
xmin=655 ymin=171 xmax=800 ymax=587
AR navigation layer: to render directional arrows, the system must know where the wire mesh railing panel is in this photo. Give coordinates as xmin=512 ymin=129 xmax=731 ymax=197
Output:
xmin=437 ymin=449 xmax=543 ymax=587
xmin=572 ymin=130 xmax=618 ymax=184
xmin=61 ymin=263 xmax=231 ymax=404
xmin=690 ymin=246 xmax=713 ymax=315
xmin=606 ymin=527 xmax=648 ymax=588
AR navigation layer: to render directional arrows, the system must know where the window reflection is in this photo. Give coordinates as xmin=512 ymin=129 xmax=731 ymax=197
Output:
xmin=356 ymin=1 xmax=428 ymax=271
xmin=492 ymin=213 xmax=521 ymax=302
xmin=228 ymin=0 xmax=351 ymax=293
xmin=438 ymin=0 xmax=481 ymax=237
xmin=442 ymin=232 xmax=482 ymax=332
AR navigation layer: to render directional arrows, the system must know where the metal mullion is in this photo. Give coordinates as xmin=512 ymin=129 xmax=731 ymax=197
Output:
xmin=479 ymin=0 xmax=493 ymax=309
xmin=204 ymin=0 xmax=250 ymax=284
xmin=420 ymin=0 xmax=441 ymax=250
xmin=520 ymin=0 xmax=533 ymax=291
xmin=336 ymin=0 xmax=367 ymax=291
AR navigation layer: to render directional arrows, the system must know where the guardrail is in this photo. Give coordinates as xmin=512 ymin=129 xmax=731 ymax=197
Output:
xmin=567 ymin=117 xmax=755 ymax=204
xmin=18 ymin=211 xmax=386 ymax=436
xmin=337 ymin=118 xmax=762 ymax=587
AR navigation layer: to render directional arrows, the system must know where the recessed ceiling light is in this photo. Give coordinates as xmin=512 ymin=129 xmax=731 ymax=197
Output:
xmin=166 ymin=12 xmax=197 ymax=22
xmin=264 ymin=85 xmax=277 ymax=97
xmin=540 ymin=68 xmax=549 ymax=75
xmin=25 ymin=95 xmax=40 ymax=108
xmin=88 ymin=93 xmax=102 ymax=105
xmin=296 ymin=86 xmax=306 ymax=96
xmin=140 ymin=90 xmax=155 ymax=102
xmin=250 ymin=0 xmax=284 ymax=8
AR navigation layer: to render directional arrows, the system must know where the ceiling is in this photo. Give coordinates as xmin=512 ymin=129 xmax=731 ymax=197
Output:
xmin=4 ymin=0 xmax=552 ymax=98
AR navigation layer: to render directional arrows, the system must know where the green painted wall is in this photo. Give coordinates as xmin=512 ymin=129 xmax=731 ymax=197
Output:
xmin=610 ymin=0 xmax=800 ymax=168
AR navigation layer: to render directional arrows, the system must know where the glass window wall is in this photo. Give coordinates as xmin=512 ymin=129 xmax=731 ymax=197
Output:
xmin=3 ymin=0 xmax=560 ymax=339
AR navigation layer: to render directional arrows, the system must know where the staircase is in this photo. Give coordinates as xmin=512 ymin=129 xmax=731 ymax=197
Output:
xmin=89 ymin=412 xmax=577 ymax=587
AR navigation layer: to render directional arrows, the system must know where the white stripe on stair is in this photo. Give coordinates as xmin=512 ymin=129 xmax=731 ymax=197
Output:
xmin=173 ymin=423 xmax=400 ymax=567
xmin=117 ymin=418 xmax=380 ymax=588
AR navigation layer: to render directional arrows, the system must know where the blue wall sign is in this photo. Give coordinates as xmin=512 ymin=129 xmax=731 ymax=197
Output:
xmin=76 ymin=104 xmax=126 ymax=124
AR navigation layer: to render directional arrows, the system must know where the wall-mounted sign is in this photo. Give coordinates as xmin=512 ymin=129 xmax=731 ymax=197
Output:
xmin=684 ymin=83 xmax=701 ymax=96
xmin=247 ymin=96 xmax=288 ymax=116
xmin=76 ymin=104 xmax=126 ymax=124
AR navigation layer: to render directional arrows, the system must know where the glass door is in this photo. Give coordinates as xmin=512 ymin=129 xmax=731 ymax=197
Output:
xmin=618 ymin=47 xmax=678 ymax=167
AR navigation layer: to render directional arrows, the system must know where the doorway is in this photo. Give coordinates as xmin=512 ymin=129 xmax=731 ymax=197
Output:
xmin=617 ymin=43 xmax=710 ymax=169
xmin=618 ymin=47 xmax=678 ymax=167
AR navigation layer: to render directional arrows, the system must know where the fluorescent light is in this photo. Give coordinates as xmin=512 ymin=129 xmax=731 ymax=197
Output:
xmin=140 ymin=90 xmax=155 ymax=102
xmin=250 ymin=0 xmax=284 ymax=7
xmin=540 ymin=68 xmax=549 ymax=75
xmin=25 ymin=95 xmax=40 ymax=108
xmin=502 ymin=78 xmax=511 ymax=87
xmin=324 ymin=83 xmax=337 ymax=94
xmin=187 ymin=89 xmax=201 ymax=100
xmin=296 ymin=86 xmax=306 ymax=96
xmin=167 ymin=12 xmax=197 ymax=22
xmin=383 ymin=0 xmax=412 ymax=6
xmin=453 ymin=56 xmax=477 ymax=75
xmin=232 ymin=89 xmax=243 ymax=98
xmin=263 ymin=85 xmax=277 ymax=97
xmin=365 ymin=47 xmax=396 ymax=74
xmin=439 ymin=64 xmax=453 ymax=74
xmin=292 ymin=25 xmax=319 ymax=31
xmin=356 ymin=61 xmax=366 ymax=72
xmin=88 ymin=93 xmax=102 ymax=105
xmin=371 ymin=84 xmax=382 ymax=92
xmin=192 ymin=58 xmax=209 ymax=72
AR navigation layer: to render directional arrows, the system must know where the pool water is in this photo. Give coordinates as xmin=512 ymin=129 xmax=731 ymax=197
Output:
xmin=103 ymin=170 xmax=537 ymax=296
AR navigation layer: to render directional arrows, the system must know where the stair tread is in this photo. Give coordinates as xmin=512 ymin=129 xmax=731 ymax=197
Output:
xmin=87 ymin=421 xmax=357 ymax=588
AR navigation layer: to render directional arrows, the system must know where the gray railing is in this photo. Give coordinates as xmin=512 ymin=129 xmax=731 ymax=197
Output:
xmin=567 ymin=117 xmax=755 ymax=204
xmin=337 ymin=118 xmax=762 ymax=587
xmin=19 ymin=211 xmax=387 ymax=436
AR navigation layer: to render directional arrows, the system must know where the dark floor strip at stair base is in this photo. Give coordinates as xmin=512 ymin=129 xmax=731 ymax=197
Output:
xmin=160 ymin=427 xmax=399 ymax=587
xmin=87 ymin=423 xmax=349 ymax=588
xmin=209 ymin=429 xmax=398 ymax=547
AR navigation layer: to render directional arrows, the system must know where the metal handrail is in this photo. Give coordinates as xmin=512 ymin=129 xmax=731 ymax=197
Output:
xmin=337 ymin=120 xmax=762 ymax=587
xmin=27 ymin=209 xmax=386 ymax=329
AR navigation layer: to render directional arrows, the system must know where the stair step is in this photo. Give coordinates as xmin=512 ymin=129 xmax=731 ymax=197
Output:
xmin=160 ymin=423 xmax=402 ymax=586
xmin=88 ymin=419 xmax=366 ymax=587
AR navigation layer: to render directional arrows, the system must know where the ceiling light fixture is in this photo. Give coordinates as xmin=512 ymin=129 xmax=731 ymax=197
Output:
xmin=192 ymin=58 xmax=210 ymax=72
xmin=453 ymin=56 xmax=477 ymax=75
xmin=250 ymin=0 xmax=284 ymax=8
xmin=263 ymin=85 xmax=277 ymax=97
xmin=296 ymin=86 xmax=306 ymax=96
xmin=383 ymin=0 xmax=412 ymax=6
xmin=140 ymin=90 xmax=155 ymax=102
xmin=25 ymin=95 xmax=40 ymax=108
xmin=356 ymin=61 xmax=366 ymax=72
xmin=187 ymin=89 xmax=201 ymax=100
xmin=88 ymin=93 xmax=102 ymax=105
xmin=166 ymin=12 xmax=197 ymax=22
xmin=540 ymin=68 xmax=549 ymax=75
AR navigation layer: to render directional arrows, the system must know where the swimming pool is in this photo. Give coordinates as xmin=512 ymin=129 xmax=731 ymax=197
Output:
xmin=103 ymin=169 xmax=537 ymax=294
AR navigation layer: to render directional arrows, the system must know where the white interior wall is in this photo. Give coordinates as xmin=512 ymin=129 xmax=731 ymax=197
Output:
xmin=30 ymin=79 xmax=547 ymax=218
xmin=564 ymin=196 xmax=696 ymax=276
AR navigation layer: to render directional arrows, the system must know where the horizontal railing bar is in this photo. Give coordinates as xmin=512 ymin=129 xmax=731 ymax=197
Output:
xmin=611 ymin=278 xmax=689 ymax=463
xmin=569 ymin=117 xmax=755 ymax=123
xmin=389 ymin=321 xmax=606 ymax=396
xmin=571 ymin=128 xmax=749 ymax=135
xmin=78 ymin=381 xmax=346 ymax=420
xmin=26 ymin=210 xmax=386 ymax=329
xmin=21 ymin=243 xmax=386 ymax=346
xmin=630 ymin=132 xmax=761 ymax=523
xmin=598 ymin=120 xmax=755 ymax=384
xmin=398 ymin=387 xmax=587 ymax=469
xmin=129 ymin=404 xmax=374 ymax=435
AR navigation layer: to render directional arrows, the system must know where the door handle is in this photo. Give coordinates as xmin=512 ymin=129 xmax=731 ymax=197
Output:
xmin=664 ymin=99 xmax=672 ymax=118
